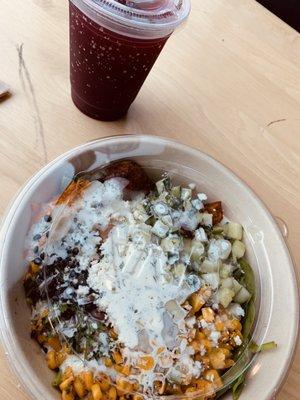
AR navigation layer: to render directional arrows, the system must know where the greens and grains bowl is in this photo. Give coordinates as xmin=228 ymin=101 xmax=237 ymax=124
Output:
xmin=0 ymin=136 xmax=298 ymax=400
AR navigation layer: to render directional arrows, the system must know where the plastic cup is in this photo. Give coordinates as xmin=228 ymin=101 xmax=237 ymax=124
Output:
xmin=69 ymin=0 xmax=191 ymax=121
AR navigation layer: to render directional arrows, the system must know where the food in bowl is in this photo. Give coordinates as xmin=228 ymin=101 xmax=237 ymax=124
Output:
xmin=23 ymin=160 xmax=259 ymax=400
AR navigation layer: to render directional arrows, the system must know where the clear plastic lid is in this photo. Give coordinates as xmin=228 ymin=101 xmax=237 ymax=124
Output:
xmin=70 ymin=0 xmax=191 ymax=39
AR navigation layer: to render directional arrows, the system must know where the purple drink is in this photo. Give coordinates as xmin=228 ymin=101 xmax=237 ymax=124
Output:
xmin=69 ymin=0 xmax=191 ymax=121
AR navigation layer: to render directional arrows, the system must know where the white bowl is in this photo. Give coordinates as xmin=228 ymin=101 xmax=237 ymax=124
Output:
xmin=0 ymin=135 xmax=298 ymax=400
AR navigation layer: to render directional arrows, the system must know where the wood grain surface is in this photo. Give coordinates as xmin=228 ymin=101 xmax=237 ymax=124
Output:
xmin=0 ymin=0 xmax=299 ymax=399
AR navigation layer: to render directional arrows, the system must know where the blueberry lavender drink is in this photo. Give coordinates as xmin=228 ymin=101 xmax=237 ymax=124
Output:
xmin=69 ymin=0 xmax=191 ymax=121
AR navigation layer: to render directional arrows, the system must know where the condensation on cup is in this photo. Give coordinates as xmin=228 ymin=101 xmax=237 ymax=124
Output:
xmin=69 ymin=0 xmax=191 ymax=121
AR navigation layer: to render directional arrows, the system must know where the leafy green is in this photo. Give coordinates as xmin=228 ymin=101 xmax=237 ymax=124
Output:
xmin=249 ymin=341 xmax=277 ymax=353
xmin=238 ymin=258 xmax=255 ymax=296
xmin=241 ymin=300 xmax=255 ymax=341
xmin=238 ymin=258 xmax=256 ymax=340
xmin=232 ymin=372 xmax=246 ymax=400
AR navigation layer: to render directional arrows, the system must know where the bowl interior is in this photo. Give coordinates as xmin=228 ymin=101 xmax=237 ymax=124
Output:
xmin=0 ymin=135 xmax=298 ymax=400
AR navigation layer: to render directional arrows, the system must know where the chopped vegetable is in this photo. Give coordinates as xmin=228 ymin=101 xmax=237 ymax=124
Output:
xmin=225 ymin=222 xmax=243 ymax=240
xmin=249 ymin=341 xmax=277 ymax=353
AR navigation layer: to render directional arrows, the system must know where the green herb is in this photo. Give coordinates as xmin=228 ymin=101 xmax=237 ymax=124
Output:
xmin=232 ymin=372 xmax=246 ymax=400
xmin=59 ymin=303 xmax=68 ymax=314
xmin=52 ymin=371 xmax=62 ymax=388
xmin=145 ymin=215 xmax=156 ymax=226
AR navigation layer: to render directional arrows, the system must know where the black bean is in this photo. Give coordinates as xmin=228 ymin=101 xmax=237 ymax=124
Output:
xmin=69 ymin=270 xmax=76 ymax=278
xmin=33 ymin=234 xmax=41 ymax=241
xmin=33 ymin=246 xmax=39 ymax=254
xmin=90 ymin=309 xmax=106 ymax=321
xmin=45 ymin=231 xmax=49 ymax=238
xmin=40 ymin=252 xmax=45 ymax=260
xmin=72 ymin=247 xmax=79 ymax=256
xmin=44 ymin=215 xmax=52 ymax=223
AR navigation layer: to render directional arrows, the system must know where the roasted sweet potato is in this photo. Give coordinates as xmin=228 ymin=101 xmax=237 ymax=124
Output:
xmin=204 ymin=201 xmax=223 ymax=225
xmin=100 ymin=160 xmax=153 ymax=199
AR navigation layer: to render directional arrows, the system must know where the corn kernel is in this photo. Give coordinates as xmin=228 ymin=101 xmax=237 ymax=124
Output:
xmin=133 ymin=394 xmax=143 ymax=400
xmin=73 ymin=376 xmax=87 ymax=398
xmin=189 ymin=293 xmax=204 ymax=313
xmin=30 ymin=262 xmax=40 ymax=274
xmin=108 ymin=386 xmax=117 ymax=400
xmin=48 ymin=336 xmax=62 ymax=351
xmin=82 ymin=371 xmax=94 ymax=390
xmin=46 ymin=350 xmax=57 ymax=370
xmin=227 ymin=319 xmax=242 ymax=332
xmin=215 ymin=321 xmax=224 ymax=331
xmin=103 ymin=357 xmax=113 ymax=367
xmin=204 ymin=370 xmax=222 ymax=389
xmin=208 ymin=349 xmax=226 ymax=370
xmin=137 ymin=355 xmax=154 ymax=370
xmin=91 ymin=383 xmax=103 ymax=400
xmin=63 ymin=367 xmax=73 ymax=381
xmin=190 ymin=340 xmax=200 ymax=353
xmin=60 ymin=376 xmax=74 ymax=391
xmin=56 ymin=351 xmax=67 ymax=366
xmin=114 ymin=365 xmax=123 ymax=373
xmin=99 ymin=376 xmax=110 ymax=392
xmin=121 ymin=365 xmax=131 ymax=376
xmin=112 ymin=351 xmax=123 ymax=365
xmin=225 ymin=359 xmax=235 ymax=368
xmin=62 ymin=390 xmax=74 ymax=400
xmin=195 ymin=379 xmax=213 ymax=395
xmin=116 ymin=378 xmax=133 ymax=395
xmin=202 ymin=307 xmax=214 ymax=323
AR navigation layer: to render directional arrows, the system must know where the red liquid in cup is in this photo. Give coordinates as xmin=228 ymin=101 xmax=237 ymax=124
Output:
xmin=69 ymin=2 xmax=169 ymax=121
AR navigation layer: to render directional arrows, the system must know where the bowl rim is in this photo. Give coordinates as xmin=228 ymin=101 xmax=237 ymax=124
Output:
xmin=0 ymin=134 xmax=298 ymax=400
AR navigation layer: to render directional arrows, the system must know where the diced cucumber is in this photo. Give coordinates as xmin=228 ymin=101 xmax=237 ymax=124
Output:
xmin=232 ymin=278 xmax=242 ymax=294
xmin=221 ymin=277 xmax=242 ymax=295
xmin=220 ymin=264 xmax=234 ymax=279
xmin=217 ymin=287 xmax=235 ymax=308
xmin=165 ymin=300 xmax=187 ymax=322
xmin=208 ymin=239 xmax=232 ymax=261
xmin=152 ymin=220 xmax=169 ymax=238
xmin=156 ymin=179 xmax=165 ymax=194
xmin=224 ymin=222 xmax=243 ymax=240
xmin=153 ymin=201 xmax=169 ymax=216
xmin=181 ymin=188 xmax=192 ymax=201
xmin=199 ymin=213 xmax=213 ymax=227
xmin=171 ymin=186 xmax=181 ymax=198
xmin=195 ymin=227 xmax=208 ymax=242
xmin=133 ymin=205 xmax=150 ymax=222
xmin=161 ymin=215 xmax=173 ymax=227
xmin=202 ymin=273 xmax=220 ymax=290
xmin=200 ymin=259 xmax=221 ymax=273
xmin=191 ymin=198 xmax=203 ymax=210
xmin=173 ymin=263 xmax=186 ymax=278
xmin=232 ymin=240 xmax=246 ymax=259
xmin=183 ymin=199 xmax=193 ymax=211
xmin=221 ymin=277 xmax=234 ymax=289
xmin=161 ymin=234 xmax=182 ymax=254
xmin=234 ymin=286 xmax=251 ymax=304
xmin=190 ymin=240 xmax=205 ymax=262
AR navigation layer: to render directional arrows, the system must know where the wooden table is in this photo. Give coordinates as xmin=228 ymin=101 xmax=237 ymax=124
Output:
xmin=0 ymin=0 xmax=299 ymax=398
